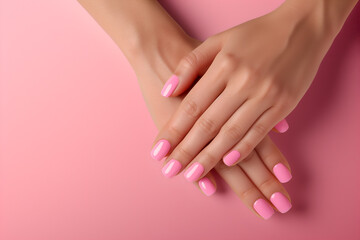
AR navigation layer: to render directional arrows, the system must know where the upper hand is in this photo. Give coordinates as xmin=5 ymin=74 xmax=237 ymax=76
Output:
xmin=151 ymin=3 xmax=331 ymax=182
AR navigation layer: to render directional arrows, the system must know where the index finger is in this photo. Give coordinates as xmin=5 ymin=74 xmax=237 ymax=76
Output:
xmin=150 ymin=64 xmax=227 ymax=161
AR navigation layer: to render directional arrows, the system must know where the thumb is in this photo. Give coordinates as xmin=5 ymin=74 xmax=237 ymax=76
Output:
xmin=161 ymin=37 xmax=221 ymax=97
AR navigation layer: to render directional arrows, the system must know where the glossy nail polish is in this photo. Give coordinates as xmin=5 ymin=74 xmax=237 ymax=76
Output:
xmin=273 ymin=163 xmax=292 ymax=183
xmin=198 ymin=177 xmax=216 ymax=196
xmin=270 ymin=192 xmax=292 ymax=213
xmin=184 ymin=162 xmax=204 ymax=182
xmin=253 ymin=198 xmax=275 ymax=220
xmin=150 ymin=139 xmax=171 ymax=161
xmin=275 ymin=119 xmax=289 ymax=133
xmin=162 ymin=159 xmax=182 ymax=178
xmin=161 ymin=75 xmax=179 ymax=97
xmin=223 ymin=150 xmax=241 ymax=166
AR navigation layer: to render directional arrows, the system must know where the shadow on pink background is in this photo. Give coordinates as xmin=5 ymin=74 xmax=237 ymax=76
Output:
xmin=1 ymin=0 xmax=359 ymax=239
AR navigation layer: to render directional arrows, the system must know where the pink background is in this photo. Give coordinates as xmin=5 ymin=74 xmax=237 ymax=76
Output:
xmin=1 ymin=0 xmax=359 ymax=239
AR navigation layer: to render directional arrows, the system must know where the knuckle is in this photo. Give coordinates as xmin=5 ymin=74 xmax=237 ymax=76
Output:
xmin=258 ymin=177 xmax=278 ymax=191
xmin=252 ymin=123 xmax=268 ymax=138
xmin=180 ymin=51 xmax=198 ymax=69
xmin=226 ymin=66 xmax=260 ymax=97
xmin=242 ymin=64 xmax=261 ymax=81
xmin=167 ymin=124 xmax=183 ymax=139
xmin=203 ymin=151 xmax=219 ymax=165
xmin=277 ymin=91 xmax=296 ymax=111
xmin=196 ymin=117 xmax=218 ymax=136
xmin=259 ymin=78 xmax=279 ymax=100
xmin=226 ymin=72 xmax=249 ymax=95
xmin=240 ymin=141 xmax=255 ymax=156
xmin=177 ymin=145 xmax=193 ymax=160
xmin=222 ymin=124 xmax=243 ymax=142
xmin=248 ymin=75 xmax=277 ymax=101
xmin=218 ymin=53 xmax=239 ymax=72
xmin=182 ymin=98 xmax=201 ymax=119
xmin=240 ymin=150 xmax=256 ymax=165
xmin=239 ymin=186 xmax=258 ymax=201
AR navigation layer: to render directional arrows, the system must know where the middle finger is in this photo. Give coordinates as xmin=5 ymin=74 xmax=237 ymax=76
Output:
xmin=162 ymin=86 xmax=252 ymax=179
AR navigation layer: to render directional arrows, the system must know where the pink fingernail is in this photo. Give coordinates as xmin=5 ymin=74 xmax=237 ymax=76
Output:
xmin=161 ymin=75 xmax=179 ymax=97
xmin=270 ymin=192 xmax=292 ymax=213
xmin=161 ymin=159 xmax=182 ymax=178
xmin=184 ymin=162 xmax=204 ymax=182
xmin=223 ymin=150 xmax=241 ymax=166
xmin=275 ymin=119 xmax=289 ymax=133
xmin=273 ymin=163 xmax=292 ymax=183
xmin=150 ymin=139 xmax=171 ymax=161
xmin=198 ymin=177 xmax=216 ymax=196
xmin=253 ymin=198 xmax=275 ymax=220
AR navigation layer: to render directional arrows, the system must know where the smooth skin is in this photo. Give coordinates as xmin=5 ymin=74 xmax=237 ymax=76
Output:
xmin=78 ymin=0 xmax=293 ymax=219
xmin=153 ymin=0 xmax=358 ymax=182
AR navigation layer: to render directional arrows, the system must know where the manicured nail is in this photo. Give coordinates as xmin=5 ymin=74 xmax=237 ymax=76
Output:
xmin=184 ymin=162 xmax=204 ymax=182
xmin=161 ymin=75 xmax=179 ymax=97
xmin=253 ymin=198 xmax=275 ymax=220
xmin=161 ymin=159 xmax=182 ymax=178
xmin=198 ymin=177 xmax=216 ymax=196
xmin=270 ymin=192 xmax=292 ymax=213
xmin=223 ymin=150 xmax=241 ymax=166
xmin=275 ymin=119 xmax=289 ymax=133
xmin=273 ymin=163 xmax=292 ymax=183
xmin=150 ymin=139 xmax=171 ymax=161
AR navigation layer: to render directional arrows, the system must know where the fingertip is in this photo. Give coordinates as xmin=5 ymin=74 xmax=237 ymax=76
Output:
xmin=161 ymin=75 xmax=179 ymax=97
xmin=274 ymin=119 xmax=289 ymax=133
xmin=273 ymin=163 xmax=292 ymax=183
xmin=253 ymin=198 xmax=275 ymax=220
xmin=270 ymin=192 xmax=292 ymax=213
xmin=198 ymin=177 xmax=217 ymax=196
xmin=223 ymin=150 xmax=241 ymax=166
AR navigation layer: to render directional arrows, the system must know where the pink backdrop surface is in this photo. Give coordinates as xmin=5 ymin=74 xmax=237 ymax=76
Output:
xmin=1 ymin=0 xmax=359 ymax=239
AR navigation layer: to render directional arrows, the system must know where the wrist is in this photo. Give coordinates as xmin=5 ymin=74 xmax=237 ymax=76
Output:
xmin=278 ymin=0 xmax=358 ymax=41
xmin=78 ymin=0 xmax=193 ymax=71
xmin=129 ymin=26 xmax=195 ymax=73
xmin=119 ymin=1 xmax=197 ymax=73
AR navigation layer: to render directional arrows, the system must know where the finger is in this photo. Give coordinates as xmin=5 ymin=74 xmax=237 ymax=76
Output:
xmin=222 ymin=106 xmax=288 ymax=166
xmin=214 ymin=161 xmax=275 ymax=220
xmin=238 ymin=149 xmax=292 ymax=213
xmin=150 ymin=54 xmax=229 ymax=161
xmin=161 ymin=37 xmax=221 ymax=97
xmin=176 ymin=98 xmax=269 ymax=181
xmin=161 ymin=157 xmax=218 ymax=197
xmin=273 ymin=119 xmax=289 ymax=133
xmin=255 ymin=135 xmax=292 ymax=183
xmin=161 ymin=87 xmax=248 ymax=180
xmin=195 ymin=171 xmax=217 ymax=197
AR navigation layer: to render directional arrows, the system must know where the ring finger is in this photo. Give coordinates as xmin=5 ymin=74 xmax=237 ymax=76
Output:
xmin=164 ymin=96 xmax=268 ymax=180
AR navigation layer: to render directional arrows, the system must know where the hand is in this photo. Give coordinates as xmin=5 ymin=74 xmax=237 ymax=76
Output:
xmin=151 ymin=0 xmax=339 ymax=183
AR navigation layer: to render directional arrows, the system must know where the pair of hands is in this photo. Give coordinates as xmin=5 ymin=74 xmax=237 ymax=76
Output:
xmin=79 ymin=0 xmax=354 ymax=220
